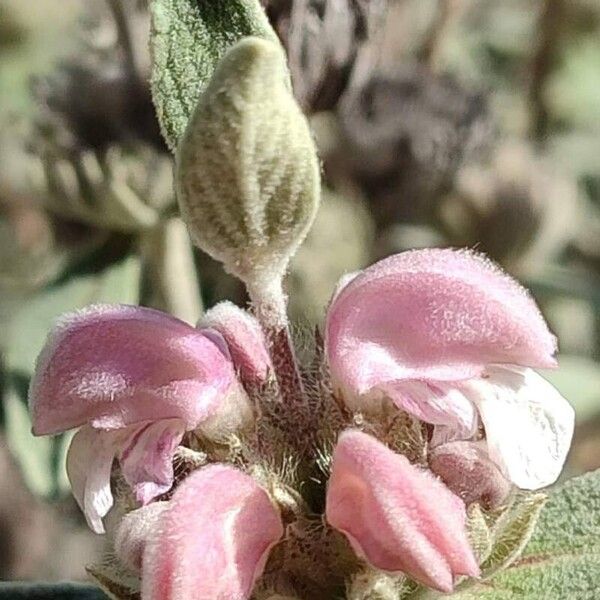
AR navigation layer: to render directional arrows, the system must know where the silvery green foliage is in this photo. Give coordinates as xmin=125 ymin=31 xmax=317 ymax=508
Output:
xmin=150 ymin=0 xmax=279 ymax=150
xmin=176 ymin=37 xmax=320 ymax=287
xmin=448 ymin=469 xmax=600 ymax=599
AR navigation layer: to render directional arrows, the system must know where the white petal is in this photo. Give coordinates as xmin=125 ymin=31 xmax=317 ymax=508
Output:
xmin=462 ymin=366 xmax=574 ymax=490
xmin=66 ymin=425 xmax=123 ymax=533
xmin=382 ymin=380 xmax=478 ymax=437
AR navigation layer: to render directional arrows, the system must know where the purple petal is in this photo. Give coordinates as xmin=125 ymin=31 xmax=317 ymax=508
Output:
xmin=379 ymin=380 xmax=478 ymax=435
xmin=429 ymin=440 xmax=513 ymax=509
xmin=114 ymin=502 xmax=169 ymax=572
xmin=119 ymin=419 xmax=185 ymax=505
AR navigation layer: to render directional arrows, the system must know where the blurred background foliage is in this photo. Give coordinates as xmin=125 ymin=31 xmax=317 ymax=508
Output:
xmin=0 ymin=0 xmax=599 ymax=583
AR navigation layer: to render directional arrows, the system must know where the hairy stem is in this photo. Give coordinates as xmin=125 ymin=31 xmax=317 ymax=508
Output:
xmin=247 ymin=277 xmax=306 ymax=408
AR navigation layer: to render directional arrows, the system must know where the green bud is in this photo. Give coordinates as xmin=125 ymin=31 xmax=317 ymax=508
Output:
xmin=176 ymin=37 xmax=320 ymax=288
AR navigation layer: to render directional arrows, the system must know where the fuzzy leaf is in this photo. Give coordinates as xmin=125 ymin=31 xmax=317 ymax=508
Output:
xmin=466 ymin=504 xmax=493 ymax=564
xmin=447 ymin=470 xmax=600 ymax=599
xmin=149 ymin=0 xmax=278 ymax=150
xmin=480 ymin=493 xmax=547 ymax=578
xmin=0 ymin=582 xmax=108 ymax=599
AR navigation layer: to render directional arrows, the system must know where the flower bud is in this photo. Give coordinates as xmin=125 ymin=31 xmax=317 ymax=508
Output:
xmin=199 ymin=301 xmax=272 ymax=386
xmin=429 ymin=440 xmax=512 ymax=510
xmin=326 ymin=430 xmax=479 ymax=593
xmin=176 ymin=37 xmax=320 ymax=287
xmin=114 ymin=502 xmax=169 ymax=573
xmin=142 ymin=465 xmax=284 ymax=600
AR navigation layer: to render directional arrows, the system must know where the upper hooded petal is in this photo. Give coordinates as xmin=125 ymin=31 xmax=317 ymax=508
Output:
xmin=326 ymin=430 xmax=479 ymax=593
xmin=29 ymin=304 xmax=237 ymax=435
xmin=142 ymin=464 xmax=284 ymax=600
xmin=326 ymin=249 xmax=557 ymax=398
xmin=462 ymin=366 xmax=574 ymax=490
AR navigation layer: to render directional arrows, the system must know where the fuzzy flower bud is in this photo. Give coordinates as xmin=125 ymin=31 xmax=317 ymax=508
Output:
xmin=326 ymin=430 xmax=479 ymax=593
xmin=114 ymin=502 xmax=169 ymax=573
xmin=142 ymin=464 xmax=284 ymax=600
xmin=199 ymin=301 xmax=272 ymax=386
xmin=176 ymin=37 xmax=320 ymax=288
xmin=429 ymin=441 xmax=513 ymax=509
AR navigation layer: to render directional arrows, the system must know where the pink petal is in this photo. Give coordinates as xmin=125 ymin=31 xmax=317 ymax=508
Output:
xmin=114 ymin=502 xmax=169 ymax=572
xmin=142 ymin=465 xmax=284 ymax=600
xmin=119 ymin=419 xmax=185 ymax=505
xmin=326 ymin=249 xmax=557 ymax=403
xmin=200 ymin=301 xmax=272 ymax=385
xmin=326 ymin=430 xmax=479 ymax=592
xmin=66 ymin=425 xmax=124 ymax=534
xmin=29 ymin=304 xmax=237 ymax=435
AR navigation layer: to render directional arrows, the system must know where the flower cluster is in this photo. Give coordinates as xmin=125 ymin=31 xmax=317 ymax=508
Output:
xmin=29 ymin=248 xmax=574 ymax=599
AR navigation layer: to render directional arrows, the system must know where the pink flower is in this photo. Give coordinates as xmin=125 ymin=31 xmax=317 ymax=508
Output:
xmin=142 ymin=464 xmax=283 ymax=600
xmin=326 ymin=430 xmax=479 ymax=592
xmin=29 ymin=304 xmax=249 ymax=533
xmin=326 ymin=248 xmax=574 ymax=490
xmin=199 ymin=300 xmax=272 ymax=385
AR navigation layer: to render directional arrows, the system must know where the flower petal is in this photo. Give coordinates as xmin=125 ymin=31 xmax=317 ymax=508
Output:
xmin=379 ymin=380 xmax=478 ymax=435
xmin=66 ymin=425 xmax=123 ymax=534
xmin=29 ymin=304 xmax=236 ymax=435
xmin=326 ymin=430 xmax=479 ymax=592
xmin=200 ymin=301 xmax=272 ymax=385
xmin=463 ymin=366 xmax=574 ymax=489
xmin=142 ymin=464 xmax=284 ymax=600
xmin=326 ymin=249 xmax=557 ymax=400
xmin=119 ymin=419 xmax=185 ymax=505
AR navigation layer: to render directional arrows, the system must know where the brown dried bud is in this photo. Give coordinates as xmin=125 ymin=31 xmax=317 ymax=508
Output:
xmin=336 ymin=65 xmax=493 ymax=225
xmin=264 ymin=0 xmax=388 ymax=112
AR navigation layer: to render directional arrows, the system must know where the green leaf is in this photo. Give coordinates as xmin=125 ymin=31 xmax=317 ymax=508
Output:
xmin=149 ymin=0 xmax=278 ymax=150
xmin=466 ymin=503 xmax=493 ymax=564
xmin=448 ymin=471 xmax=600 ymax=599
xmin=480 ymin=493 xmax=547 ymax=578
xmin=3 ymin=253 xmax=141 ymax=497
